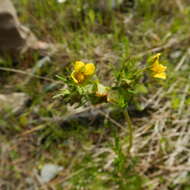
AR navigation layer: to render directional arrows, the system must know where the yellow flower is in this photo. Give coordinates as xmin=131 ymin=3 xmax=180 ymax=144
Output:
xmin=74 ymin=61 xmax=85 ymax=72
xmin=71 ymin=61 xmax=95 ymax=84
xmin=83 ymin=63 xmax=95 ymax=76
xmin=151 ymin=61 xmax=167 ymax=73
xmin=150 ymin=53 xmax=167 ymax=79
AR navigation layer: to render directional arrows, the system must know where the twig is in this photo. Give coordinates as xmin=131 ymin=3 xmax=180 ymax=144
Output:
xmin=134 ymin=35 xmax=189 ymax=58
xmin=0 ymin=66 xmax=56 ymax=82
xmin=178 ymin=84 xmax=190 ymax=115
xmin=20 ymin=125 xmax=46 ymax=136
xmin=24 ymin=56 xmax=51 ymax=84
xmin=174 ymin=51 xmax=188 ymax=71
xmin=175 ymin=0 xmax=184 ymax=13
xmin=98 ymin=109 xmax=125 ymax=130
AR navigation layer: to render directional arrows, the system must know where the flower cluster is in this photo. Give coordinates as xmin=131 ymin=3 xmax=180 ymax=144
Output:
xmin=71 ymin=61 xmax=95 ymax=84
xmin=71 ymin=61 xmax=109 ymax=100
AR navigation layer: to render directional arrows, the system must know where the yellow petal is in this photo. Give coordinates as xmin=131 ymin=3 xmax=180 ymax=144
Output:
xmin=150 ymin=61 xmax=160 ymax=72
xmin=153 ymin=72 xmax=166 ymax=79
xmin=84 ymin=63 xmax=95 ymax=76
xmin=151 ymin=53 xmax=161 ymax=60
xmin=149 ymin=53 xmax=161 ymax=63
xmin=151 ymin=62 xmax=167 ymax=73
xmin=71 ymin=71 xmax=85 ymax=83
xmin=74 ymin=61 xmax=85 ymax=72
xmin=71 ymin=71 xmax=79 ymax=83
xmin=159 ymin=64 xmax=167 ymax=72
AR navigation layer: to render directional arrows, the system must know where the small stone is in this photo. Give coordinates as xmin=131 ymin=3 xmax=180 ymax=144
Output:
xmin=40 ymin=164 xmax=63 ymax=183
xmin=57 ymin=0 xmax=67 ymax=3
xmin=170 ymin=51 xmax=182 ymax=59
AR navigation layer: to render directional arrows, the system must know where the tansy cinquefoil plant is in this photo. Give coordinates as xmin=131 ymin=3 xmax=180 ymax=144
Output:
xmin=55 ymin=54 xmax=167 ymax=155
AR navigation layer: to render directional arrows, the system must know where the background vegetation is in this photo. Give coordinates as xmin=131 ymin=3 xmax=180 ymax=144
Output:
xmin=1 ymin=0 xmax=190 ymax=189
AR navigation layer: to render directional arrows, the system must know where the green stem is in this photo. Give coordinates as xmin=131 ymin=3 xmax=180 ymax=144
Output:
xmin=124 ymin=110 xmax=133 ymax=156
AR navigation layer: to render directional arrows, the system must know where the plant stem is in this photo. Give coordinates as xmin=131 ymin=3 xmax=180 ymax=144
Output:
xmin=124 ymin=110 xmax=133 ymax=156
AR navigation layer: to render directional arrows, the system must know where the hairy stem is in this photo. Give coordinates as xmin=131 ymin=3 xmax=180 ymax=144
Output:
xmin=124 ymin=110 xmax=133 ymax=156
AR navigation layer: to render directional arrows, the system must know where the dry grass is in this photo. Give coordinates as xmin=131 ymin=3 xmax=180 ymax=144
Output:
xmin=1 ymin=0 xmax=190 ymax=189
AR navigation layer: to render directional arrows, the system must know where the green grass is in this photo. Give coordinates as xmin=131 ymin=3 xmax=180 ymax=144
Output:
xmin=1 ymin=0 xmax=190 ymax=189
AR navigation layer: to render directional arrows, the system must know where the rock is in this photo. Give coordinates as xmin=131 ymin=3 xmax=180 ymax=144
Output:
xmin=40 ymin=164 xmax=63 ymax=183
xmin=170 ymin=50 xmax=182 ymax=59
xmin=57 ymin=0 xmax=67 ymax=3
xmin=94 ymin=0 xmax=124 ymax=11
xmin=0 ymin=92 xmax=29 ymax=113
